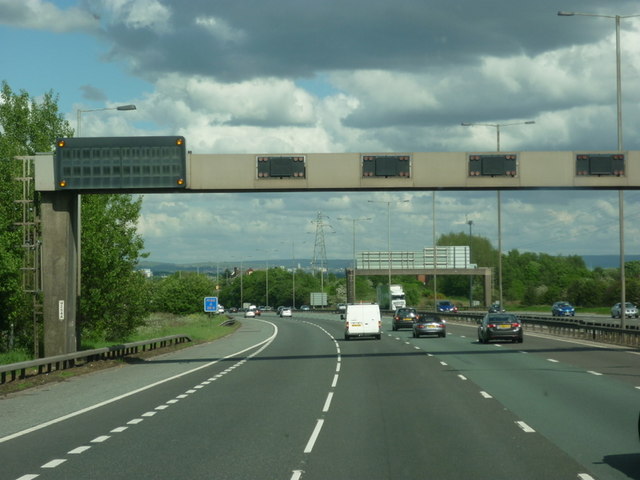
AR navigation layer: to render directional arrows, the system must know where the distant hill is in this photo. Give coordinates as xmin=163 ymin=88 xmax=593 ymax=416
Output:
xmin=581 ymin=255 xmax=640 ymax=269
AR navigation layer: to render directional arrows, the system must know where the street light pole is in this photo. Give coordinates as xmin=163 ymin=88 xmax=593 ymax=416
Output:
xmin=74 ymin=104 xmax=137 ymax=300
xmin=558 ymin=10 xmax=639 ymax=328
xmin=338 ymin=216 xmax=371 ymax=302
xmin=368 ymin=200 xmax=409 ymax=289
xmin=461 ymin=120 xmax=535 ymax=310
xmin=467 ymin=218 xmax=473 ymax=308
xmin=76 ymin=104 xmax=137 ymax=137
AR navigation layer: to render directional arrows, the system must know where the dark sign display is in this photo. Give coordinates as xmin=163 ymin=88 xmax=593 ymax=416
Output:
xmin=576 ymin=153 xmax=625 ymax=176
xmin=362 ymin=155 xmax=411 ymax=177
xmin=55 ymin=136 xmax=187 ymax=190
xmin=256 ymin=156 xmax=306 ymax=178
xmin=468 ymin=154 xmax=517 ymax=177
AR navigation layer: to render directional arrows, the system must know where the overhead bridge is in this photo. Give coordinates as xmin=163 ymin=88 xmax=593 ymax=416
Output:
xmin=30 ymin=137 xmax=640 ymax=356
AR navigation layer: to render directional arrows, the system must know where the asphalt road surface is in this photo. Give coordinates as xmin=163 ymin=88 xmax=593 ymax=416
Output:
xmin=1 ymin=312 xmax=639 ymax=480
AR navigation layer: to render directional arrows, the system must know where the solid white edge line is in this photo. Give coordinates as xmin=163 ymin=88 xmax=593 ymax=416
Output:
xmin=0 ymin=320 xmax=279 ymax=445
xmin=304 ymin=419 xmax=325 ymax=453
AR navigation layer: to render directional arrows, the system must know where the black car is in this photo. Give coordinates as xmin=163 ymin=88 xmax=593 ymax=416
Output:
xmin=488 ymin=302 xmax=504 ymax=313
xmin=412 ymin=314 xmax=446 ymax=338
xmin=478 ymin=313 xmax=523 ymax=343
xmin=393 ymin=307 xmax=419 ymax=331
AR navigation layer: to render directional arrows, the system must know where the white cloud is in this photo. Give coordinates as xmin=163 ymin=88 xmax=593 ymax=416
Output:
xmin=0 ymin=0 xmax=98 ymax=32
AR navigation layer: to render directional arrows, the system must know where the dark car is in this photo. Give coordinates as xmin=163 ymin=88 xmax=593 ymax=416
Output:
xmin=412 ymin=314 xmax=446 ymax=338
xmin=436 ymin=300 xmax=457 ymax=313
xmin=551 ymin=301 xmax=575 ymax=316
xmin=488 ymin=302 xmax=504 ymax=313
xmin=392 ymin=307 xmax=419 ymax=331
xmin=478 ymin=313 xmax=523 ymax=343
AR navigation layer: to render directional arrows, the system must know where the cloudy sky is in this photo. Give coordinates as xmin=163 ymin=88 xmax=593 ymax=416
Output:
xmin=1 ymin=0 xmax=640 ymax=265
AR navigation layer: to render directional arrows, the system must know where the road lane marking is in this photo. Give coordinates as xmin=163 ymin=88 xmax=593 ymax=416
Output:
xmin=41 ymin=459 xmax=66 ymax=468
xmin=480 ymin=391 xmax=493 ymax=399
xmin=68 ymin=446 xmax=91 ymax=454
xmin=457 ymin=374 xmax=467 ymax=381
xmin=127 ymin=418 xmax=143 ymax=425
xmin=516 ymin=421 xmax=535 ymax=433
xmin=587 ymin=371 xmax=603 ymax=376
xmin=91 ymin=435 xmax=110 ymax=443
xmin=578 ymin=474 xmax=596 ymax=480
xmin=322 ymin=392 xmax=334 ymax=412
xmin=547 ymin=358 xmax=559 ymax=363
xmin=331 ymin=374 xmax=339 ymax=388
xmin=142 ymin=411 xmax=157 ymax=417
xmin=290 ymin=470 xmax=304 ymax=480
xmin=110 ymin=426 xmax=128 ymax=433
xmin=16 ymin=475 xmax=39 ymax=480
xmin=304 ymin=419 xmax=325 ymax=453
xmin=440 ymin=361 xmax=448 ymax=366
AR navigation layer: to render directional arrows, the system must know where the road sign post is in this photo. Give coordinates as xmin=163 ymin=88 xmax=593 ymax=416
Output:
xmin=204 ymin=296 xmax=219 ymax=313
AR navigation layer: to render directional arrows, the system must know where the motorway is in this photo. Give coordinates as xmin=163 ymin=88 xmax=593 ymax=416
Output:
xmin=1 ymin=312 xmax=639 ymax=480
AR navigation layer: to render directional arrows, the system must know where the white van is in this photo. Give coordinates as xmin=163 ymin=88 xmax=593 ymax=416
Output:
xmin=342 ymin=303 xmax=382 ymax=340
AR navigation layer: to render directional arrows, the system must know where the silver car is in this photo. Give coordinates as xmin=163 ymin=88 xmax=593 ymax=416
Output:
xmin=611 ymin=302 xmax=639 ymax=318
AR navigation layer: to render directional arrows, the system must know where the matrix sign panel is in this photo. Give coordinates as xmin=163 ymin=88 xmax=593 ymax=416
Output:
xmin=55 ymin=136 xmax=187 ymax=190
xmin=257 ymin=156 xmax=306 ymax=178
xmin=575 ymin=153 xmax=625 ymax=176
xmin=362 ymin=155 xmax=411 ymax=177
xmin=468 ymin=154 xmax=517 ymax=177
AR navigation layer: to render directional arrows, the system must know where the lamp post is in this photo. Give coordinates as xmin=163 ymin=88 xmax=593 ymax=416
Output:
xmin=367 ymin=200 xmax=410 ymax=289
xmin=557 ymin=10 xmax=638 ymax=329
xmin=461 ymin=120 xmax=535 ymax=310
xmin=76 ymin=104 xmax=137 ymax=137
xmin=256 ymin=248 xmax=277 ymax=308
xmin=338 ymin=216 xmax=372 ymax=302
xmin=467 ymin=218 xmax=473 ymax=308
xmin=74 ymin=104 xmax=137 ymax=298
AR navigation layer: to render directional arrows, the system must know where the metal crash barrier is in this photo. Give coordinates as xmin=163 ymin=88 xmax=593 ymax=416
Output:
xmin=0 ymin=334 xmax=192 ymax=385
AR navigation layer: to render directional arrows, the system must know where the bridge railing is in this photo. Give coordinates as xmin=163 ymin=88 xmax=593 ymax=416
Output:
xmin=0 ymin=334 xmax=192 ymax=385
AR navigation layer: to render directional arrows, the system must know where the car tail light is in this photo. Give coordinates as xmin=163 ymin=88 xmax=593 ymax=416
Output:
xmin=512 ymin=323 xmax=521 ymax=328
xmin=487 ymin=323 xmax=496 ymax=328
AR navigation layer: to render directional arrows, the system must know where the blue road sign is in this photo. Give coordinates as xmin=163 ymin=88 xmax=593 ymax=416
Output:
xmin=204 ymin=296 xmax=218 ymax=312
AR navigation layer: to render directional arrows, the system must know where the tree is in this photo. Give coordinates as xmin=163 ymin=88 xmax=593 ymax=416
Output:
xmin=0 ymin=81 xmax=73 ymax=352
xmin=79 ymin=194 xmax=150 ymax=341
xmin=151 ymin=272 xmax=216 ymax=315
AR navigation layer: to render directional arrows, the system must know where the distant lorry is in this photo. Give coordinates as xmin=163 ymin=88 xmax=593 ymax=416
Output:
xmin=376 ymin=284 xmax=406 ymax=311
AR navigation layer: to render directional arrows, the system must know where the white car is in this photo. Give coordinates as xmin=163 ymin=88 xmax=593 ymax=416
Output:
xmin=217 ymin=304 xmax=225 ymax=314
xmin=244 ymin=309 xmax=256 ymax=318
xmin=279 ymin=307 xmax=292 ymax=318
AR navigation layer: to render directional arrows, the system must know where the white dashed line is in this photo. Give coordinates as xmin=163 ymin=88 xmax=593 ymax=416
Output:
xmin=68 ymin=446 xmax=91 ymax=454
xmin=16 ymin=475 xmax=39 ymax=480
xmin=578 ymin=474 xmax=596 ymax=480
xmin=440 ymin=361 xmax=448 ymax=366
xmin=457 ymin=374 xmax=467 ymax=381
xmin=111 ymin=426 xmax=128 ymax=433
xmin=331 ymin=374 xmax=339 ymax=388
xmin=547 ymin=358 xmax=559 ymax=363
xmin=127 ymin=418 xmax=143 ymax=425
xmin=322 ymin=392 xmax=334 ymax=412
xmin=587 ymin=371 xmax=603 ymax=376
xmin=516 ymin=421 xmax=536 ymax=433
xmin=91 ymin=435 xmax=110 ymax=443
xmin=480 ymin=391 xmax=493 ymax=399
xmin=142 ymin=411 xmax=157 ymax=417
xmin=304 ymin=419 xmax=325 ymax=453
xmin=41 ymin=459 xmax=66 ymax=468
